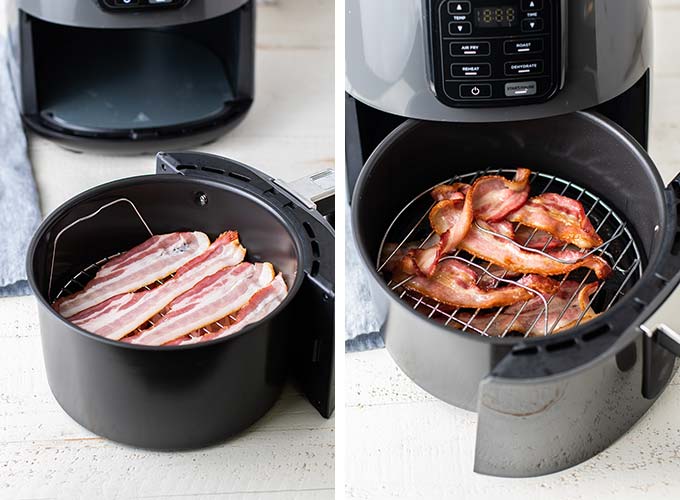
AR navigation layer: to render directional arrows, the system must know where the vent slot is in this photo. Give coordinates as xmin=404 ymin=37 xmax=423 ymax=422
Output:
xmin=177 ymin=164 xmax=197 ymax=171
xmin=581 ymin=324 xmax=610 ymax=342
xmin=228 ymin=171 xmax=251 ymax=183
xmin=512 ymin=346 xmax=538 ymax=356
xmin=303 ymin=222 xmax=315 ymax=239
xmin=632 ymin=297 xmax=647 ymax=311
xmin=311 ymin=260 xmax=320 ymax=277
xmin=201 ymin=166 xmax=224 ymax=175
xmin=311 ymin=240 xmax=321 ymax=258
xmin=545 ymin=338 xmax=577 ymax=352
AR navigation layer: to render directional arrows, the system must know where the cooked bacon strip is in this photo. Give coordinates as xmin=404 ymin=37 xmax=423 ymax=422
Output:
xmin=459 ymin=221 xmax=611 ymax=278
xmin=128 ymin=262 xmax=275 ymax=346
xmin=507 ymin=193 xmax=603 ymax=249
xmin=410 ymin=203 xmax=611 ymax=279
xmin=415 ymin=169 xmax=531 ymax=275
xmin=170 ymin=273 xmax=288 ymax=345
xmin=469 ymin=168 xmax=531 ymax=222
xmin=456 ymin=281 xmax=599 ymax=336
xmin=70 ymin=232 xmax=246 ymax=340
xmin=431 ymin=183 xmax=469 ymax=202
xmin=54 ymin=232 xmax=210 ymax=318
xmin=394 ymin=259 xmax=560 ymax=309
xmin=515 ymin=226 xmax=565 ymax=250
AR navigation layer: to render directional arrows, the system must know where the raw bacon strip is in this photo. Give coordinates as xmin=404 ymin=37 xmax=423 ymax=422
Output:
xmin=410 ymin=203 xmax=611 ymax=279
xmin=456 ymin=281 xmax=599 ymax=337
xmin=70 ymin=232 xmax=246 ymax=340
xmin=394 ymin=259 xmax=560 ymax=309
xmin=54 ymin=232 xmax=210 ymax=318
xmin=129 ymin=262 xmax=275 ymax=346
xmin=170 ymin=273 xmax=288 ymax=345
xmin=416 ymin=169 xmax=531 ymax=275
xmin=507 ymin=193 xmax=603 ymax=249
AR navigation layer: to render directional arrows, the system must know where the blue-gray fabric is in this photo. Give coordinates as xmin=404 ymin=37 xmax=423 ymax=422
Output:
xmin=0 ymin=39 xmax=41 ymax=297
xmin=345 ymin=210 xmax=384 ymax=352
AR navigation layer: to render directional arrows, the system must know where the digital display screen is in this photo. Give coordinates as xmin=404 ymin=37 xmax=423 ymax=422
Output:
xmin=474 ymin=6 xmax=517 ymax=28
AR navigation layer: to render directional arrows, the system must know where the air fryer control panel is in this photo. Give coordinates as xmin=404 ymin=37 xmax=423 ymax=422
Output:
xmin=428 ymin=0 xmax=561 ymax=107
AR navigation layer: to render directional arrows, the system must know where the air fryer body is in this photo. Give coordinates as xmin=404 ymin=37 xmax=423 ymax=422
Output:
xmin=346 ymin=0 xmax=672 ymax=478
xmin=345 ymin=0 xmax=653 ymax=195
xmin=6 ymin=0 xmax=255 ymax=153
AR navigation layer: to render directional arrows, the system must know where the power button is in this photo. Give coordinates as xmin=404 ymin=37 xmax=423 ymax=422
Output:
xmin=460 ymin=83 xmax=492 ymax=98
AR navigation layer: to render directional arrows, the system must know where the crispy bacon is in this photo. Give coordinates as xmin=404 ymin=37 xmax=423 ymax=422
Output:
xmin=431 ymin=183 xmax=469 ymax=202
xmin=169 ymin=273 xmax=288 ymax=345
xmin=468 ymin=168 xmax=531 ymax=222
xmin=507 ymin=193 xmax=603 ymax=249
xmin=410 ymin=203 xmax=611 ymax=279
xmin=456 ymin=281 xmax=599 ymax=337
xmin=514 ymin=226 xmax=565 ymax=250
xmin=54 ymin=232 xmax=210 ymax=318
xmin=416 ymin=169 xmax=531 ymax=275
xmin=386 ymin=169 xmax=610 ymax=336
xmin=459 ymin=221 xmax=611 ymax=278
xmin=128 ymin=262 xmax=275 ymax=346
xmin=70 ymin=232 xmax=246 ymax=340
xmin=394 ymin=259 xmax=560 ymax=309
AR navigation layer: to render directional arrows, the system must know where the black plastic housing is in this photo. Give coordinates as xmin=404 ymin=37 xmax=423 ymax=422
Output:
xmin=26 ymin=153 xmax=334 ymax=449
xmin=17 ymin=2 xmax=254 ymax=153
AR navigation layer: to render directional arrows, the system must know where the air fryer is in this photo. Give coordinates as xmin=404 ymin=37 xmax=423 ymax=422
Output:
xmin=346 ymin=0 xmax=680 ymax=477
xmin=6 ymin=0 xmax=255 ymax=153
xmin=26 ymin=152 xmax=334 ymax=449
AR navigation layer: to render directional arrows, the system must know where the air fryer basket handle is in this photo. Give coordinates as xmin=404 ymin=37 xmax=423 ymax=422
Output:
xmin=639 ymin=174 xmax=680 ymax=358
xmin=274 ymin=170 xmax=335 ymax=219
xmin=475 ymin=349 xmax=654 ymax=478
xmin=155 ymin=151 xmax=335 ymax=418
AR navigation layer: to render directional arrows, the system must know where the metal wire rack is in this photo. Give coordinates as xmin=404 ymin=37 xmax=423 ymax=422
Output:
xmin=377 ymin=169 xmax=644 ymax=338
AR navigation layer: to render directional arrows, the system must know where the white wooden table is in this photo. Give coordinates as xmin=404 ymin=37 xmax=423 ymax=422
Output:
xmin=0 ymin=1 xmax=334 ymax=499
xmin=347 ymin=0 xmax=680 ymax=498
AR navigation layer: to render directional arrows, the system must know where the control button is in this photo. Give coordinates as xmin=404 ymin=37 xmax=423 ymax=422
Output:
xmin=448 ymin=21 xmax=472 ymax=35
xmin=460 ymin=83 xmax=492 ymax=98
xmin=505 ymin=60 xmax=544 ymax=76
xmin=451 ymin=63 xmax=492 ymax=78
xmin=505 ymin=81 xmax=537 ymax=97
xmin=521 ymin=17 xmax=543 ymax=31
xmin=521 ymin=0 xmax=543 ymax=11
xmin=447 ymin=1 xmax=471 ymax=15
xmin=113 ymin=0 xmax=138 ymax=5
xmin=504 ymin=38 xmax=543 ymax=55
xmin=450 ymin=41 xmax=490 ymax=57
xmin=149 ymin=0 xmax=175 ymax=3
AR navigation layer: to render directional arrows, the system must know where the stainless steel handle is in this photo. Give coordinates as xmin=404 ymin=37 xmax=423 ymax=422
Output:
xmin=274 ymin=169 xmax=335 ymax=211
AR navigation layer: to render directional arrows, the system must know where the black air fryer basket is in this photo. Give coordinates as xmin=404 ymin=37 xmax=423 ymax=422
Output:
xmin=27 ymin=152 xmax=334 ymax=449
xmin=352 ymin=111 xmax=680 ymax=476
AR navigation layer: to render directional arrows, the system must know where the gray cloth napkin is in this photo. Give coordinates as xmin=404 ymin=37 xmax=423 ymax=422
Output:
xmin=345 ymin=209 xmax=384 ymax=352
xmin=0 ymin=38 xmax=41 ymax=297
